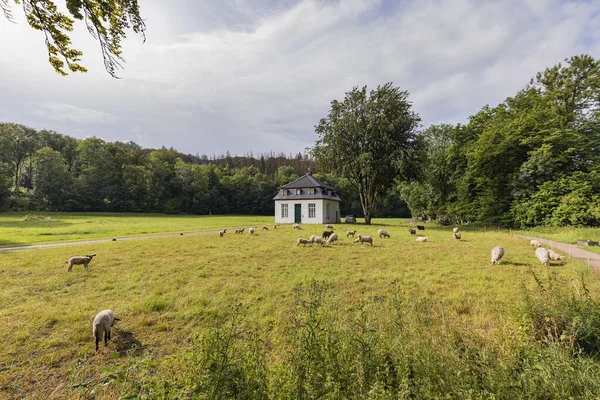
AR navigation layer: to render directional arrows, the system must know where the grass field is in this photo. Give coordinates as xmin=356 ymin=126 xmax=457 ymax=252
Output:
xmin=1 ymin=214 xmax=600 ymax=398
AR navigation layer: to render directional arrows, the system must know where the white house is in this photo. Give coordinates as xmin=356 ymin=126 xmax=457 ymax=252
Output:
xmin=273 ymin=172 xmax=341 ymax=224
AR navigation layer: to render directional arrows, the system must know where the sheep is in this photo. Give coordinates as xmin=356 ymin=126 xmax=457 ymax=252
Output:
xmin=354 ymin=235 xmax=373 ymax=246
xmin=535 ymin=247 xmax=550 ymax=266
xmin=326 ymin=224 xmax=334 ymax=229
xmin=548 ymin=249 xmax=565 ymax=261
xmin=326 ymin=233 xmax=338 ymax=244
xmin=453 ymin=232 xmax=462 ymax=240
xmin=346 ymin=230 xmax=356 ymax=237
xmin=68 ymin=254 xmax=96 ymax=272
xmin=249 ymin=227 xmax=255 ymax=235
xmin=312 ymin=236 xmax=326 ymax=245
xmin=530 ymin=239 xmax=542 ymax=247
xmin=416 ymin=237 xmax=427 ymax=242
xmin=92 ymin=309 xmax=120 ymax=352
xmin=408 ymin=229 xmax=416 ymax=235
xmin=417 ymin=225 xmax=425 ymax=231
xmin=235 ymin=228 xmax=245 ymax=234
xmin=293 ymin=223 xmax=302 ymax=230
xmin=491 ymin=246 xmax=504 ymax=264
xmin=219 ymin=230 xmax=226 ymax=237
xmin=452 ymin=227 xmax=459 ymax=234
xmin=262 ymin=226 xmax=269 ymax=231
xmin=322 ymin=230 xmax=334 ymax=239
xmin=297 ymin=238 xmax=311 ymax=246
xmin=274 ymin=225 xmax=277 ymax=229
xmin=378 ymin=229 xmax=390 ymax=238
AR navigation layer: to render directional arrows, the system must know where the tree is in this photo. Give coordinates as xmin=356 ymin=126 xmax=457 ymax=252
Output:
xmin=32 ymin=147 xmax=71 ymax=210
xmin=1 ymin=0 xmax=145 ymax=77
xmin=312 ymin=83 xmax=423 ymax=224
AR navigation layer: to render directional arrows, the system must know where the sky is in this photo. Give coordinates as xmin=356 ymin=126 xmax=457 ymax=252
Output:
xmin=1 ymin=0 xmax=599 ymax=157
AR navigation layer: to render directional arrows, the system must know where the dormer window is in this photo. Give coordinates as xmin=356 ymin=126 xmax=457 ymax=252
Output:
xmin=309 ymin=188 xmax=315 ymax=195
xmin=283 ymin=189 xmax=289 ymax=196
xmin=296 ymin=189 xmax=302 ymax=195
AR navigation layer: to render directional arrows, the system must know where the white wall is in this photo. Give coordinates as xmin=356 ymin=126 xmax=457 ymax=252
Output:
xmin=321 ymin=200 xmax=341 ymax=224
xmin=274 ymin=199 xmax=341 ymax=224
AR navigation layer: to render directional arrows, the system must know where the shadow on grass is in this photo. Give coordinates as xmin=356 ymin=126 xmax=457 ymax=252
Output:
xmin=114 ymin=328 xmax=144 ymax=356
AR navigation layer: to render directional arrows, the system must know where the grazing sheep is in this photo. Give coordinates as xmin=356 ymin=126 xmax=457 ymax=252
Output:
xmin=346 ymin=230 xmax=356 ymax=237
xmin=309 ymin=235 xmax=318 ymax=243
xmin=249 ymin=227 xmax=255 ymax=235
xmin=313 ymin=237 xmax=326 ymax=245
xmin=535 ymin=247 xmax=550 ymax=266
xmin=274 ymin=225 xmax=277 ymax=229
xmin=530 ymin=239 xmax=542 ymax=247
xmin=92 ymin=309 xmax=119 ymax=352
xmin=219 ymin=230 xmax=226 ymax=237
xmin=416 ymin=237 xmax=427 ymax=242
xmin=262 ymin=226 xmax=269 ymax=231
xmin=322 ymin=230 xmax=334 ymax=239
xmin=297 ymin=238 xmax=311 ymax=246
xmin=453 ymin=232 xmax=461 ymax=240
xmin=548 ymin=249 xmax=565 ymax=261
xmin=326 ymin=233 xmax=338 ymax=244
xmin=491 ymin=246 xmax=504 ymax=264
xmin=67 ymin=254 xmax=96 ymax=272
xmin=452 ymin=227 xmax=459 ymax=234
xmin=354 ymin=235 xmax=373 ymax=246
xmin=408 ymin=229 xmax=416 ymax=235
xmin=293 ymin=223 xmax=302 ymax=230
xmin=326 ymin=224 xmax=334 ymax=229
xmin=417 ymin=225 xmax=425 ymax=231
xmin=235 ymin=228 xmax=245 ymax=234
xmin=378 ymin=229 xmax=390 ymax=238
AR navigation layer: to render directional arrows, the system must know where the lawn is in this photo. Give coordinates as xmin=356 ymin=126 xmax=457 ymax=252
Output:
xmin=1 ymin=216 xmax=600 ymax=398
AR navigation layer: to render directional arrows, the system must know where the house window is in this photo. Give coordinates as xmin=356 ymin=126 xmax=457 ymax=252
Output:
xmin=296 ymin=189 xmax=302 ymax=195
xmin=308 ymin=203 xmax=316 ymax=218
xmin=283 ymin=189 xmax=288 ymax=196
xmin=309 ymin=188 xmax=315 ymax=194
xmin=282 ymin=204 xmax=288 ymax=218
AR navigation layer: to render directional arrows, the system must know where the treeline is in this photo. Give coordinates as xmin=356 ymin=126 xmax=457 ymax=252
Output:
xmin=401 ymin=54 xmax=600 ymax=227
xmin=0 ymin=125 xmax=408 ymax=217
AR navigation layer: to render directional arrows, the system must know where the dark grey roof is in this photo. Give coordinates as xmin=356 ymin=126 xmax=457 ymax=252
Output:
xmin=273 ymin=174 xmax=341 ymax=201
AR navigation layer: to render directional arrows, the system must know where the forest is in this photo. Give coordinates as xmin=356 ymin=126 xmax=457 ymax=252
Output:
xmin=0 ymin=54 xmax=598 ymax=227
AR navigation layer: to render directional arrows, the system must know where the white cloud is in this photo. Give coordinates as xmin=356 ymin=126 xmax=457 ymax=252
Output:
xmin=1 ymin=0 xmax=599 ymax=155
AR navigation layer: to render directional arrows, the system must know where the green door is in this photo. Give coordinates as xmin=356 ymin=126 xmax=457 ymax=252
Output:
xmin=294 ymin=204 xmax=302 ymax=223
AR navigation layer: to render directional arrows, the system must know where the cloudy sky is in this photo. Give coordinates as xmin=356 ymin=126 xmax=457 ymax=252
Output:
xmin=1 ymin=0 xmax=599 ymax=156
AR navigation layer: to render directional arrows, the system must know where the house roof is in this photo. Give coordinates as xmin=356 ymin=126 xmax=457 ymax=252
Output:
xmin=273 ymin=173 xmax=341 ymax=202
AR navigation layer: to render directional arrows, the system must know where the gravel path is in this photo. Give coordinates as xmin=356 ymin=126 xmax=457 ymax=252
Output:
xmin=521 ymin=235 xmax=600 ymax=270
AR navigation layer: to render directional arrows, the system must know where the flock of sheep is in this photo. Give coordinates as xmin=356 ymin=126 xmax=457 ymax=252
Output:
xmin=65 ymin=222 xmax=566 ymax=352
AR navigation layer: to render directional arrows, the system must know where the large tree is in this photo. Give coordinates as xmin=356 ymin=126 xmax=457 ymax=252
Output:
xmin=312 ymin=83 xmax=423 ymax=224
xmin=1 ymin=0 xmax=145 ymax=77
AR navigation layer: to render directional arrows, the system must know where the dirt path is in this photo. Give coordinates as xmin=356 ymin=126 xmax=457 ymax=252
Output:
xmin=521 ymin=235 xmax=600 ymax=270
xmin=0 ymin=229 xmax=223 ymax=252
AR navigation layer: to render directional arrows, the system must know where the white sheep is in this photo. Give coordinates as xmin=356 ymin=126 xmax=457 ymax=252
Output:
xmin=293 ymin=223 xmax=302 ymax=230
xmin=297 ymin=238 xmax=311 ymax=246
xmin=354 ymin=235 xmax=373 ymax=246
xmin=92 ymin=309 xmax=119 ymax=352
xmin=548 ymin=249 xmax=565 ymax=261
xmin=346 ymin=230 xmax=356 ymax=237
xmin=326 ymin=224 xmax=334 ymax=229
xmin=309 ymin=235 xmax=318 ymax=243
xmin=535 ymin=247 xmax=550 ymax=266
xmin=68 ymin=254 xmax=96 ymax=272
xmin=312 ymin=236 xmax=326 ymax=245
xmin=378 ymin=229 xmax=390 ymax=238
xmin=326 ymin=233 xmax=338 ymax=244
xmin=249 ymin=227 xmax=255 ymax=234
xmin=530 ymin=239 xmax=542 ymax=247
xmin=452 ymin=227 xmax=460 ymax=234
xmin=235 ymin=228 xmax=245 ymax=234
xmin=416 ymin=237 xmax=427 ymax=242
xmin=491 ymin=246 xmax=504 ymax=264
xmin=453 ymin=232 xmax=461 ymax=240
xmin=219 ymin=230 xmax=226 ymax=237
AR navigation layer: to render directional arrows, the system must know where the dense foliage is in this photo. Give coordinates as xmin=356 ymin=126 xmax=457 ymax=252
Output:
xmin=0 ymin=123 xmax=409 ymax=217
xmin=401 ymin=54 xmax=600 ymax=227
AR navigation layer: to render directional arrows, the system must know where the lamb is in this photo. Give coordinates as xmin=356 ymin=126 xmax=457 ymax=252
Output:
xmin=92 ymin=309 xmax=120 ymax=352
xmin=297 ymin=238 xmax=311 ymax=246
xmin=417 ymin=225 xmax=425 ymax=231
xmin=322 ymin=230 xmax=334 ymax=239
xmin=378 ymin=229 xmax=390 ymax=238
xmin=491 ymin=246 xmax=504 ymax=264
xmin=354 ymin=235 xmax=373 ymax=246
xmin=535 ymin=247 xmax=550 ymax=266
xmin=453 ymin=232 xmax=461 ymax=240
xmin=326 ymin=224 xmax=334 ymax=229
xmin=219 ymin=230 xmax=226 ymax=237
xmin=262 ymin=226 xmax=269 ymax=231
xmin=68 ymin=254 xmax=96 ymax=272
xmin=452 ymin=227 xmax=459 ymax=234
xmin=326 ymin=233 xmax=338 ymax=244
xmin=548 ymin=249 xmax=565 ymax=261
xmin=408 ymin=229 xmax=416 ymax=235
xmin=416 ymin=237 xmax=427 ymax=242
xmin=249 ymin=227 xmax=255 ymax=235
xmin=530 ymin=239 xmax=542 ymax=247
xmin=293 ymin=223 xmax=302 ymax=230
xmin=346 ymin=230 xmax=356 ymax=237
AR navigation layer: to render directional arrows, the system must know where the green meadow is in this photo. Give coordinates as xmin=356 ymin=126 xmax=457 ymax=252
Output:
xmin=1 ymin=214 xmax=600 ymax=398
